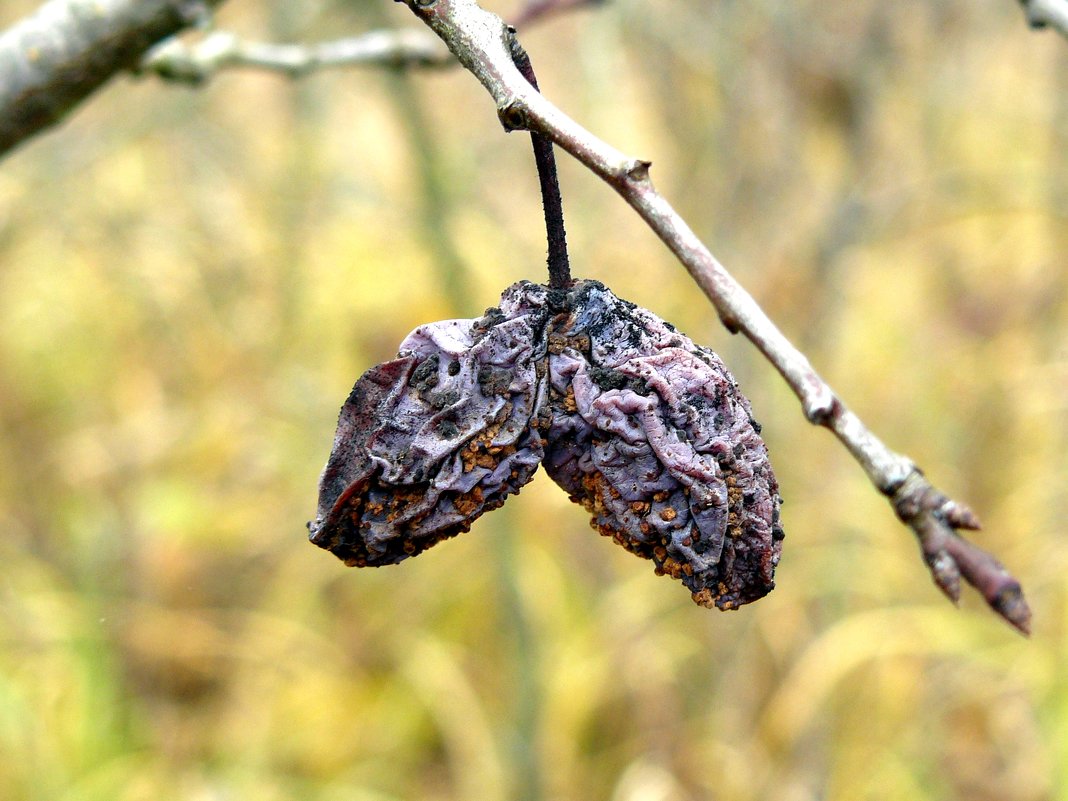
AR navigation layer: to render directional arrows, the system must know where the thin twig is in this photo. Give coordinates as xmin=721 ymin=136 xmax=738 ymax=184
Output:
xmin=1017 ymin=0 xmax=1068 ymax=40
xmin=141 ymin=28 xmax=454 ymax=84
xmin=397 ymin=0 xmax=1032 ymax=634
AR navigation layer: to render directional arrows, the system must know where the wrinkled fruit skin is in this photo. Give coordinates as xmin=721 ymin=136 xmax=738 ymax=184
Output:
xmin=309 ymin=284 xmax=551 ymax=566
xmin=310 ymin=280 xmax=784 ymax=609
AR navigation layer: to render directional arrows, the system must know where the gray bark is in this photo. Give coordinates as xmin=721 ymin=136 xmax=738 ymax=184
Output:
xmin=0 ymin=0 xmax=226 ymax=159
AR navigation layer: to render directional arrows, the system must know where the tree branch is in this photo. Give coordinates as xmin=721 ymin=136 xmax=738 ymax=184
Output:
xmin=397 ymin=0 xmax=1031 ymax=634
xmin=140 ymin=28 xmax=454 ymax=85
xmin=138 ymin=0 xmax=605 ymax=86
xmin=1017 ymin=0 xmax=1068 ymax=40
xmin=0 ymin=0 xmax=228 ymax=159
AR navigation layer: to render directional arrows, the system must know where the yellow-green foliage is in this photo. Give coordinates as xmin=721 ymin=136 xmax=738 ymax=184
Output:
xmin=0 ymin=1 xmax=1065 ymax=800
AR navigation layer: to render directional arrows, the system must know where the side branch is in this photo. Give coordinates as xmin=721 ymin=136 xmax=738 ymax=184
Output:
xmin=141 ymin=28 xmax=453 ymax=84
xmin=0 ymin=0 xmax=226 ymax=159
xmin=398 ymin=0 xmax=1031 ymax=634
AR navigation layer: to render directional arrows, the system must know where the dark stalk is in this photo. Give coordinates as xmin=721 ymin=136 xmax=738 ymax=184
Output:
xmin=509 ymin=36 xmax=571 ymax=288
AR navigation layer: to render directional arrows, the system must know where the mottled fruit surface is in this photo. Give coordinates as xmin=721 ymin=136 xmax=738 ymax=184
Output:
xmin=310 ymin=280 xmax=783 ymax=608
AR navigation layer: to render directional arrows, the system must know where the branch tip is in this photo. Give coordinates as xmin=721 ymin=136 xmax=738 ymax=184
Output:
xmin=893 ymin=471 xmax=1031 ymax=635
xmin=994 ymin=584 xmax=1032 ymax=636
xmin=941 ymin=500 xmax=981 ymax=531
xmin=925 ymin=548 xmax=962 ymax=603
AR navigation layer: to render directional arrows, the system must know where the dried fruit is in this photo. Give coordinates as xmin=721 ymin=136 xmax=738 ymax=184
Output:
xmin=543 ymin=281 xmax=783 ymax=609
xmin=309 ymin=282 xmax=552 ymax=566
xmin=310 ymin=280 xmax=783 ymax=608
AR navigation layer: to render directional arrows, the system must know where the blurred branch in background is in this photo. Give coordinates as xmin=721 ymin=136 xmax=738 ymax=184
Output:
xmin=140 ymin=28 xmax=453 ymax=84
xmin=1018 ymin=0 xmax=1068 ymax=39
xmin=0 ymin=0 xmax=227 ymax=158
xmin=511 ymin=0 xmax=606 ymax=28
xmin=396 ymin=0 xmax=1032 ymax=633
xmin=138 ymin=0 xmax=605 ymax=85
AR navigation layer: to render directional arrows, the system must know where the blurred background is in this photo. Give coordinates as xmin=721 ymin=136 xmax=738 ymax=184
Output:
xmin=0 ymin=1 xmax=1065 ymax=799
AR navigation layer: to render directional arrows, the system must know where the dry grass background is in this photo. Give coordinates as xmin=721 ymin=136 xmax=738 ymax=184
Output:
xmin=0 ymin=1 xmax=1065 ymax=799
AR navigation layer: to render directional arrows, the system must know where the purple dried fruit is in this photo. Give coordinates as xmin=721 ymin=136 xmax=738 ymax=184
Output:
xmin=309 ymin=282 xmax=552 ymax=566
xmin=311 ymin=279 xmax=783 ymax=609
xmin=543 ymin=281 xmax=783 ymax=609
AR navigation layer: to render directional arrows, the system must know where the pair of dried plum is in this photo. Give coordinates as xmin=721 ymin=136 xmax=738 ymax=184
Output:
xmin=309 ymin=279 xmax=783 ymax=610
